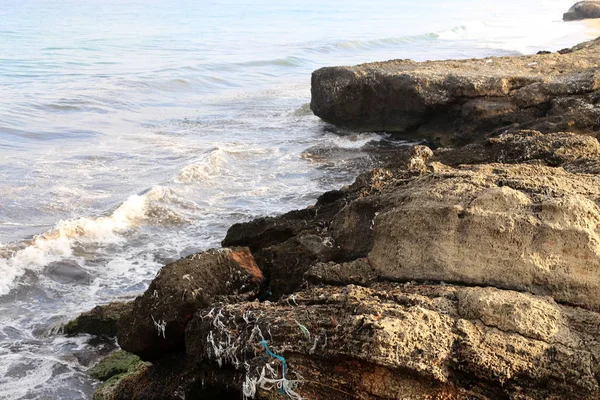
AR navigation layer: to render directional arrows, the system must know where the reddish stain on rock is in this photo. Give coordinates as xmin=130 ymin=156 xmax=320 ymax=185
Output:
xmin=230 ymin=249 xmax=263 ymax=283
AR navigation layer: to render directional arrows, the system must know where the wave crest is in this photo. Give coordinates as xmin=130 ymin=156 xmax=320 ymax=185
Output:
xmin=0 ymin=186 xmax=192 ymax=296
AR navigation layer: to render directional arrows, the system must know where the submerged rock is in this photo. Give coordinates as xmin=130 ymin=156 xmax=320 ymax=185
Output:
xmin=564 ymin=1 xmax=600 ymax=21
xmin=44 ymin=260 xmax=92 ymax=284
xmin=311 ymin=38 xmax=600 ymax=146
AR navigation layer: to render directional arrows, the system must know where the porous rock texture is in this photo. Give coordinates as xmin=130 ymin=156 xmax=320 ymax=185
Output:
xmin=369 ymin=162 xmax=600 ymax=310
xmin=95 ymin=128 xmax=600 ymax=399
xmin=89 ymin=41 xmax=600 ymax=399
xmin=100 ymin=283 xmax=600 ymax=399
xmin=564 ymin=1 xmax=600 ymax=21
xmin=311 ymin=38 xmax=600 ymax=146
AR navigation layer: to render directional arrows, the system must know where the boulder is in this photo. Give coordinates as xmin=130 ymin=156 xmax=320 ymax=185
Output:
xmin=564 ymin=1 xmax=600 ymax=21
xmin=117 ymin=247 xmax=263 ymax=361
xmin=310 ymin=38 xmax=600 ymax=146
xmin=64 ymin=302 xmax=133 ymax=337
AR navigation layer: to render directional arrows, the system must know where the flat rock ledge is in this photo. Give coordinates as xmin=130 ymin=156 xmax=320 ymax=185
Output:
xmin=311 ymin=37 xmax=600 ymax=146
xmin=74 ymin=40 xmax=600 ymax=400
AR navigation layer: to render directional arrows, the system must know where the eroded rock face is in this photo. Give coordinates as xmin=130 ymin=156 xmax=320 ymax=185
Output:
xmin=117 ymin=247 xmax=263 ymax=361
xmin=99 ymin=143 xmax=600 ymax=398
xmin=564 ymin=1 xmax=600 ymax=21
xmin=179 ymin=284 xmax=599 ymax=399
xmin=433 ymin=130 xmax=600 ymax=167
xmin=370 ymin=162 xmax=600 ymax=310
xmin=89 ymin=37 xmax=600 ymax=399
xmin=311 ymin=38 xmax=600 ymax=146
xmin=223 ymin=137 xmax=600 ymax=311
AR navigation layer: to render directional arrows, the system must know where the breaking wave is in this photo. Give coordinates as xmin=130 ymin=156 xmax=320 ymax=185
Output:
xmin=0 ymin=186 xmax=193 ymax=297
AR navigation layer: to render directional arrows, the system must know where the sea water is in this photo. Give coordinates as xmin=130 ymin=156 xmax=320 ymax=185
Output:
xmin=0 ymin=0 xmax=596 ymax=398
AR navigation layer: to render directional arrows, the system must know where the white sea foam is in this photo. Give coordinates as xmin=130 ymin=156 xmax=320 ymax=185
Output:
xmin=176 ymin=149 xmax=229 ymax=184
xmin=174 ymin=146 xmax=270 ymax=184
xmin=0 ymin=356 xmax=56 ymax=400
xmin=326 ymin=132 xmax=388 ymax=149
xmin=0 ymin=186 xmax=192 ymax=297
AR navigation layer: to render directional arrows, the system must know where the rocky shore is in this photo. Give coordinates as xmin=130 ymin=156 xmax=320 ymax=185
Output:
xmin=66 ymin=36 xmax=600 ymax=399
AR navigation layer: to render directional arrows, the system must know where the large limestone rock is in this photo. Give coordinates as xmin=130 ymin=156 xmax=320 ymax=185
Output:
xmin=110 ymin=284 xmax=596 ymax=400
xmin=564 ymin=1 xmax=600 ymax=21
xmin=224 ymin=136 xmax=600 ymax=311
xmin=370 ymin=162 xmax=600 ymax=310
xmin=311 ymin=38 xmax=600 ymax=145
xmin=96 ymin=140 xmax=600 ymax=398
xmin=93 ymin=285 xmax=600 ymax=400
xmin=117 ymin=247 xmax=263 ymax=361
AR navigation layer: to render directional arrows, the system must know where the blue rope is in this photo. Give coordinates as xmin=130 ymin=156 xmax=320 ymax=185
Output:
xmin=260 ymin=339 xmax=288 ymax=394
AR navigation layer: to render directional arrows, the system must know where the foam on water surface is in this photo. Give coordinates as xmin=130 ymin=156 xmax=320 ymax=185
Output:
xmin=0 ymin=0 xmax=598 ymax=398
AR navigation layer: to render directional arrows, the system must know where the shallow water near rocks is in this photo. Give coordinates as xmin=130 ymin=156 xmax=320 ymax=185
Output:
xmin=0 ymin=0 xmax=597 ymax=398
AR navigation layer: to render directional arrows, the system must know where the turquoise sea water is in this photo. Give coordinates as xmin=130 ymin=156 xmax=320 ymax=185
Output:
xmin=0 ymin=1 xmax=596 ymax=398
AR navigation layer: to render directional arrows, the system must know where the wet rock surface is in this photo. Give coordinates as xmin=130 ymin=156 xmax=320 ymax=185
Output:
xmin=311 ymin=38 xmax=600 ymax=146
xmin=64 ymin=302 xmax=133 ymax=337
xmin=80 ymin=39 xmax=600 ymax=399
xmin=117 ymin=247 xmax=264 ymax=361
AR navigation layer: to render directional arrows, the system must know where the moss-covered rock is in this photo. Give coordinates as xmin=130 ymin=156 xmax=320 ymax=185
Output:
xmin=90 ymin=351 xmax=150 ymax=400
xmin=89 ymin=350 xmax=143 ymax=381
xmin=93 ymin=362 xmax=150 ymax=400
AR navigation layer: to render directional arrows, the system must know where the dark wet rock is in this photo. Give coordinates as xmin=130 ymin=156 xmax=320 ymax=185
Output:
xmin=222 ymin=144 xmax=433 ymax=299
xmin=254 ymin=234 xmax=338 ymax=299
xmin=311 ymin=38 xmax=600 ymax=146
xmin=329 ymin=196 xmax=380 ymax=260
xmin=117 ymin=247 xmax=264 ymax=361
xmin=564 ymin=1 xmax=600 ymax=21
xmin=64 ymin=302 xmax=133 ymax=337
xmin=44 ymin=260 xmax=91 ymax=284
